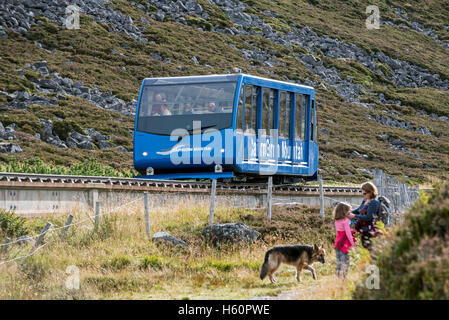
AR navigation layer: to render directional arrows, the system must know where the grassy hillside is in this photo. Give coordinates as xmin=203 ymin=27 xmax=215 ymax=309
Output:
xmin=1 ymin=0 xmax=448 ymax=184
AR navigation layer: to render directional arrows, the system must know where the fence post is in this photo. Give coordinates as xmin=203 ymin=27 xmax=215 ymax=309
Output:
xmin=60 ymin=214 xmax=73 ymax=240
xmin=34 ymin=222 xmax=52 ymax=248
xmin=1 ymin=237 xmax=11 ymax=255
xmin=319 ymin=174 xmax=325 ymax=219
xmin=144 ymin=192 xmax=150 ymax=237
xmin=209 ymin=179 xmax=217 ymax=226
xmin=94 ymin=201 xmax=100 ymax=230
xmin=267 ymin=176 xmax=273 ymax=221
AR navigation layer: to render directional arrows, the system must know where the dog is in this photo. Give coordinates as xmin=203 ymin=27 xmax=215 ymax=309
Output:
xmin=260 ymin=244 xmax=326 ymax=283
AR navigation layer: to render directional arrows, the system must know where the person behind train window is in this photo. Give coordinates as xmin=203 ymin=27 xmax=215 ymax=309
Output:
xmin=151 ymin=93 xmax=167 ymax=116
xmin=161 ymin=104 xmax=172 ymax=116
xmin=183 ymin=105 xmax=194 ymax=114
xmin=206 ymin=102 xmax=222 ymax=113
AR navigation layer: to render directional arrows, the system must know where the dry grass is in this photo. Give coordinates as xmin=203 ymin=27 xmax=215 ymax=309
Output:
xmin=0 ymin=200 xmax=366 ymax=300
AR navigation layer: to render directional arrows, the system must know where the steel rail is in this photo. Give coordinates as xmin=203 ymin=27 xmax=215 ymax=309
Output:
xmin=0 ymin=172 xmax=362 ymax=195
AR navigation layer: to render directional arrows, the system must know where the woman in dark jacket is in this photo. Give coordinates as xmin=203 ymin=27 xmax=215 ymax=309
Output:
xmin=348 ymin=182 xmax=381 ymax=250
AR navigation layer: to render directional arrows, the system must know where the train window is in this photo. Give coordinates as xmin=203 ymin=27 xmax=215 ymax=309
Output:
xmin=236 ymin=85 xmax=244 ymax=133
xmin=244 ymin=85 xmax=256 ymax=133
xmin=295 ymin=93 xmax=305 ymax=140
xmin=261 ymin=88 xmax=275 ymax=136
xmin=279 ymin=91 xmax=291 ymax=139
xmin=311 ymin=99 xmax=317 ymax=142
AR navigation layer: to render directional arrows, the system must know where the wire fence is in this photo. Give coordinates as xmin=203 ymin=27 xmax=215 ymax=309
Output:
xmin=1 ymin=170 xmax=420 ymax=265
xmin=372 ymin=169 xmax=420 ymax=216
xmin=0 ymin=195 xmax=145 ymax=266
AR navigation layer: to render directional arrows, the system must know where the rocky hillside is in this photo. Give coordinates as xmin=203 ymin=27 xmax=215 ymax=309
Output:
xmin=0 ymin=0 xmax=448 ymax=184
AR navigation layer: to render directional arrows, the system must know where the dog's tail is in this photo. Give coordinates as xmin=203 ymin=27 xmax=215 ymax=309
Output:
xmin=260 ymin=250 xmax=272 ymax=280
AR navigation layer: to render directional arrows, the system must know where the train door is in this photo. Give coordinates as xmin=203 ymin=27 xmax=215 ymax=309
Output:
xmin=257 ymin=87 xmax=278 ymax=174
xmin=293 ymin=93 xmax=309 ymax=166
xmin=236 ymin=83 xmax=258 ymax=165
xmin=278 ymin=91 xmax=293 ymax=168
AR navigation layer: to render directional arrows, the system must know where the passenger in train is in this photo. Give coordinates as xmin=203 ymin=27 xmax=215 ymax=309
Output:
xmin=206 ymin=102 xmax=223 ymax=113
xmin=151 ymin=93 xmax=167 ymax=116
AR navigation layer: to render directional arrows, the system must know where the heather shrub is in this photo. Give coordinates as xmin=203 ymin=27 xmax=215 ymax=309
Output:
xmin=354 ymin=183 xmax=449 ymax=299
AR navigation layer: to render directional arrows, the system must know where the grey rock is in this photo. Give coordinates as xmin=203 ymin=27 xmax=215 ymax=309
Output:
xmin=5 ymin=123 xmax=17 ymax=132
xmin=65 ymin=137 xmax=77 ymax=148
xmin=320 ymin=128 xmax=330 ymax=136
xmin=15 ymin=91 xmax=30 ymax=101
xmin=191 ymin=56 xmax=199 ymax=65
xmin=37 ymin=66 xmax=49 ymax=75
xmin=77 ymin=140 xmax=94 ymax=150
xmin=114 ymin=146 xmax=128 ymax=152
xmin=37 ymin=79 xmax=60 ymax=90
xmin=152 ymin=231 xmax=188 ymax=247
xmin=359 ymin=169 xmax=372 ymax=176
xmin=202 ymin=223 xmax=259 ymax=247
xmin=15 ymin=69 xmax=25 ymax=77
xmin=140 ymin=17 xmax=150 ymax=25
xmin=0 ymin=142 xmax=23 ymax=153
xmin=416 ymin=126 xmax=431 ymax=136
xmin=97 ymin=140 xmax=113 ymax=149
xmin=31 ymin=61 xmax=48 ymax=70
xmin=85 ymin=128 xmax=110 ymax=142
xmin=350 ymin=150 xmax=361 ymax=158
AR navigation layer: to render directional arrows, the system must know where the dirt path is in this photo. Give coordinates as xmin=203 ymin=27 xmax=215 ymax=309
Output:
xmin=250 ymin=274 xmax=359 ymax=300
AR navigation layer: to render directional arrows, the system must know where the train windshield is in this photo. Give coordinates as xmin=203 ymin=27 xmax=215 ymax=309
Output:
xmin=137 ymin=81 xmax=237 ymax=135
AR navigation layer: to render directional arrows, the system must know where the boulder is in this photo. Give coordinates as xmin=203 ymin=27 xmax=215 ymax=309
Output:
xmin=0 ymin=142 xmax=23 ymax=153
xmin=37 ymin=79 xmax=60 ymax=91
xmin=31 ymin=61 xmax=48 ymax=70
xmin=152 ymin=231 xmax=188 ymax=247
xmin=202 ymin=223 xmax=259 ymax=247
xmin=114 ymin=146 xmax=128 ymax=152
xmin=85 ymin=128 xmax=110 ymax=142
xmin=98 ymin=140 xmax=113 ymax=149
xmin=191 ymin=56 xmax=199 ymax=65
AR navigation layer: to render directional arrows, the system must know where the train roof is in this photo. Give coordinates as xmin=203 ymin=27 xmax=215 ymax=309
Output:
xmin=142 ymin=74 xmax=315 ymax=93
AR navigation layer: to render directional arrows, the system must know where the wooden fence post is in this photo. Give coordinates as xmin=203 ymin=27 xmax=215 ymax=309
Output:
xmin=94 ymin=201 xmax=100 ymax=230
xmin=60 ymin=214 xmax=73 ymax=240
xmin=1 ymin=237 xmax=11 ymax=255
xmin=209 ymin=179 xmax=217 ymax=226
xmin=34 ymin=222 xmax=52 ymax=248
xmin=144 ymin=192 xmax=150 ymax=237
xmin=267 ymin=176 xmax=273 ymax=221
xmin=319 ymin=174 xmax=325 ymax=219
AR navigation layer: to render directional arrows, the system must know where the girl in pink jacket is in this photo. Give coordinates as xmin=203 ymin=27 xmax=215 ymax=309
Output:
xmin=333 ymin=202 xmax=356 ymax=278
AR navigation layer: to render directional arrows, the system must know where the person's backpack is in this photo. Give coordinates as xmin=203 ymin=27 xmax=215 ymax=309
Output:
xmin=375 ymin=196 xmax=391 ymax=226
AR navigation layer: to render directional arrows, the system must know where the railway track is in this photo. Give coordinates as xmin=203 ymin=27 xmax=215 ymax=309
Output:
xmin=0 ymin=172 xmax=362 ymax=195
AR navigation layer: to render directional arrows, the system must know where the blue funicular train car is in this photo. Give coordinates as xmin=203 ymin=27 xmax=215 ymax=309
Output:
xmin=133 ymin=74 xmax=318 ymax=183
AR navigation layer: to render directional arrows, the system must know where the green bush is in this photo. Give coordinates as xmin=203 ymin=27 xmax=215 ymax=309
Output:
xmin=139 ymin=255 xmax=165 ymax=270
xmin=52 ymin=120 xmax=85 ymax=141
xmin=103 ymin=255 xmax=132 ymax=271
xmin=0 ymin=157 xmax=137 ymax=178
xmin=354 ymin=183 xmax=449 ymax=299
xmin=0 ymin=209 xmax=29 ymax=239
